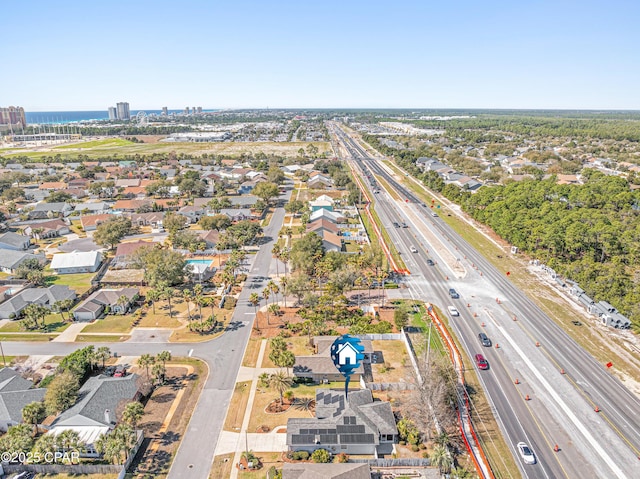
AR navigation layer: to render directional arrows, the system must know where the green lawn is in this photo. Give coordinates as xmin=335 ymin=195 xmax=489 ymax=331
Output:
xmin=0 ymin=333 xmax=57 ymax=341
xmin=81 ymin=315 xmax=132 ymax=334
xmin=3 ymin=140 xmax=331 ymax=160
xmin=46 ymin=272 xmax=95 ymax=294
xmin=0 ymin=313 xmax=70 ymax=333
xmin=54 ymin=138 xmax=135 ymax=149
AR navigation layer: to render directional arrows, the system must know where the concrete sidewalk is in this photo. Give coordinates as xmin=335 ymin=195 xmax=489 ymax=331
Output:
xmin=227 ymin=339 xmax=284 ymax=479
xmin=51 ymin=322 xmax=87 ymax=342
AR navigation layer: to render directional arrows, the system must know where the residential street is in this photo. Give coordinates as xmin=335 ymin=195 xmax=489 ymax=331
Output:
xmin=1 ymin=188 xmax=291 ymax=479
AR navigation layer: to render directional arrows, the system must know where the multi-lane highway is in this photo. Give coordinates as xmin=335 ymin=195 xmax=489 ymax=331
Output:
xmin=331 ymin=123 xmax=640 ymax=479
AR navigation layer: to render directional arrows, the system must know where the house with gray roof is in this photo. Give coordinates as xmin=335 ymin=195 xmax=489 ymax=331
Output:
xmin=28 ymin=202 xmax=73 ymax=220
xmin=287 ymin=389 xmax=397 ymax=456
xmin=0 ymin=232 xmax=31 ymax=251
xmin=0 ymin=250 xmax=45 ymax=274
xmin=282 ymin=463 xmax=372 ymax=479
xmin=293 ymin=337 xmax=372 ymax=383
xmin=0 ymin=368 xmax=46 ymax=432
xmin=73 ymin=287 xmax=139 ymax=321
xmin=0 ymin=285 xmax=76 ymax=320
xmin=48 ymin=374 xmax=143 ymax=456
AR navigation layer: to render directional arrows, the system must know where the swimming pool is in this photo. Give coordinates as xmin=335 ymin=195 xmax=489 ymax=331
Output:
xmin=186 ymin=259 xmax=214 ymax=267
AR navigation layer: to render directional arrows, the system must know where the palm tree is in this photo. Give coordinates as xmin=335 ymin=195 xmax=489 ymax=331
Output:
xmin=268 ymin=280 xmax=280 ymax=307
xmin=152 ymin=362 xmax=166 ymax=385
xmin=272 ymin=244 xmax=281 ymax=277
xmin=138 ymin=354 xmax=155 ymax=379
xmin=269 ymin=370 xmax=294 ymax=406
xmin=161 ymin=286 xmax=176 ymax=317
xmin=182 ymin=289 xmax=193 ymax=324
xmin=430 ymin=444 xmax=452 ymax=475
xmin=193 ymin=284 xmax=204 ymax=324
xmin=262 ymin=287 xmax=271 ymax=325
xmin=95 ymin=346 xmax=111 ymax=369
xmin=116 ymin=295 xmax=130 ymax=315
xmin=147 ymin=289 xmax=160 ymax=314
xmin=34 ymin=432 xmax=57 ymax=456
xmin=22 ymin=401 xmax=46 ymax=436
xmin=58 ymin=429 xmax=84 ymax=457
xmin=249 ymin=292 xmax=260 ymax=331
xmin=279 ymin=276 xmax=288 ymax=308
xmin=451 ymin=466 xmax=472 ymax=479
xmin=122 ymin=401 xmax=145 ymax=429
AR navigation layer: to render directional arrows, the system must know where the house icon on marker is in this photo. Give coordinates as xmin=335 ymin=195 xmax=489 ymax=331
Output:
xmin=336 ymin=342 xmax=359 ymax=366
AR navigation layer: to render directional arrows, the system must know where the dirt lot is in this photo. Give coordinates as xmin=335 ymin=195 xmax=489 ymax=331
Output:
xmin=128 ymin=359 xmax=206 ymax=478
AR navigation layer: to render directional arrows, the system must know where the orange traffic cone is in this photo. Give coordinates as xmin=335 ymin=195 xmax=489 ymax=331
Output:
xmin=513 ymin=315 xmax=517 ymax=321
xmin=515 ymin=378 xmax=520 ymax=384
xmin=536 ymin=342 xmax=540 ymax=347
xmin=495 ymin=343 xmax=499 ymax=349
xmin=554 ymin=444 xmax=559 ymax=452
xmin=560 ymin=368 xmax=565 ymax=375
xmin=595 ymin=406 xmax=600 ymax=413
xmin=525 ymin=395 xmax=530 ymax=401
xmin=481 ymin=322 xmax=485 ymax=327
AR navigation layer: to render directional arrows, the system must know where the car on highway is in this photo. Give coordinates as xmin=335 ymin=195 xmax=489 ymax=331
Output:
xmin=448 ymin=288 xmax=460 ymax=299
xmin=517 ymin=442 xmax=536 ymax=464
xmin=475 ymin=354 xmax=489 ymax=370
xmin=447 ymin=306 xmax=459 ymax=316
xmin=393 ymin=222 xmax=400 ymax=228
xmin=478 ymin=332 xmax=492 ymax=347
xmin=410 ymin=245 xmax=418 ymax=253
xmin=431 ymin=212 xmax=438 ymax=217
xmin=426 ymin=259 xmax=434 ymax=266
xmin=401 ymin=222 xmax=408 ymax=228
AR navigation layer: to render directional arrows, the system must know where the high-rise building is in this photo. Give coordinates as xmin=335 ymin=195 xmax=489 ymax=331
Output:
xmin=0 ymin=106 xmax=27 ymax=128
xmin=196 ymin=107 xmax=202 ymax=114
xmin=116 ymin=102 xmax=130 ymax=120
xmin=108 ymin=107 xmax=117 ymax=120
xmin=162 ymin=106 xmax=168 ymax=116
xmin=184 ymin=107 xmax=190 ymax=115
xmin=192 ymin=107 xmax=196 ymax=115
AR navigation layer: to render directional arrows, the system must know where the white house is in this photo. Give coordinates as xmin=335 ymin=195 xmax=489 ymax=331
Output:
xmin=50 ymin=251 xmax=103 ymax=274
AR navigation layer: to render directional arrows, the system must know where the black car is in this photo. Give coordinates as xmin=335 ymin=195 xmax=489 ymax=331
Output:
xmin=426 ymin=259 xmax=434 ymax=266
xmin=449 ymin=288 xmax=459 ymax=299
xmin=401 ymin=222 xmax=408 ymax=228
xmin=104 ymin=366 xmax=116 ymax=376
xmin=479 ymin=332 xmax=492 ymax=347
xmin=393 ymin=222 xmax=400 ymax=228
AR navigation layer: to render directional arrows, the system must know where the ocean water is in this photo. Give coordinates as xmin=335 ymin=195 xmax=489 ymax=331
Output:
xmin=25 ymin=110 xmax=213 ymax=124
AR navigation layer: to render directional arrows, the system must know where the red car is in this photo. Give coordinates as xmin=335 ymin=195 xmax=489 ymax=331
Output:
xmin=475 ymin=354 xmax=489 ymax=370
xmin=114 ymin=365 xmax=127 ymax=377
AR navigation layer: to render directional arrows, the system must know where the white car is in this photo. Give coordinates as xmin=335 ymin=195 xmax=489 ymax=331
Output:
xmin=517 ymin=442 xmax=536 ymax=464
xmin=410 ymin=245 xmax=418 ymax=253
xmin=447 ymin=306 xmax=460 ymax=317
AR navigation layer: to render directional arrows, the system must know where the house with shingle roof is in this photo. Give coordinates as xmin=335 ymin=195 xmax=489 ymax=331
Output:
xmin=0 ymin=368 xmax=46 ymax=432
xmin=0 ymin=232 xmax=31 ymax=251
xmin=29 ymin=202 xmax=73 ymax=220
xmin=287 ymin=388 xmax=397 ymax=456
xmin=73 ymin=287 xmax=139 ymax=321
xmin=293 ymin=337 xmax=372 ymax=383
xmin=81 ymin=213 xmax=112 ymax=232
xmin=0 ymin=285 xmax=76 ymax=320
xmin=0 ymin=251 xmax=45 ymax=274
xmin=282 ymin=463 xmax=372 ymax=479
xmin=48 ymin=374 xmax=143 ymax=456
xmin=113 ymin=241 xmax=154 ymax=268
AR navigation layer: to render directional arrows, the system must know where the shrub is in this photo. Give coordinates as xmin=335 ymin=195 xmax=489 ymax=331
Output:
xmin=411 ymin=444 xmax=420 ymax=452
xmin=336 ymin=453 xmax=349 ymax=463
xmin=223 ymin=297 xmax=237 ymax=310
xmin=311 ymin=448 xmax=331 ymax=463
xmin=291 ymin=451 xmax=309 ymax=461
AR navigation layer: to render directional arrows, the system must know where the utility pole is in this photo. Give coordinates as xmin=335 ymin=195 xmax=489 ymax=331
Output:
xmin=0 ymin=341 xmax=6 ymax=367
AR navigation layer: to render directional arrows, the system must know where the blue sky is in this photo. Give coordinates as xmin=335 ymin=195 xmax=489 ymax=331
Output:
xmin=2 ymin=0 xmax=639 ymax=110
